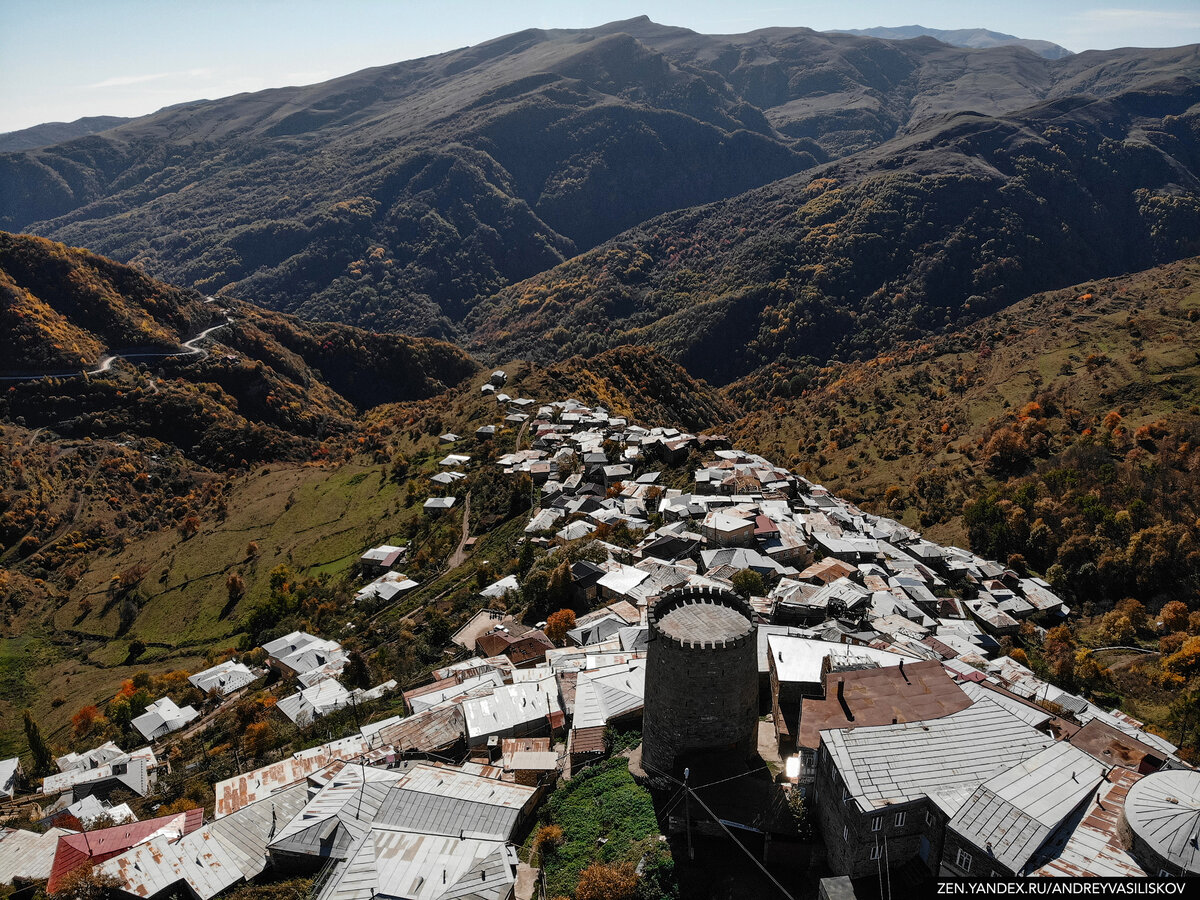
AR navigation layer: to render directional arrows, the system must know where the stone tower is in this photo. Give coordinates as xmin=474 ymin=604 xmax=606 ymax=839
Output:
xmin=641 ymin=586 xmax=759 ymax=780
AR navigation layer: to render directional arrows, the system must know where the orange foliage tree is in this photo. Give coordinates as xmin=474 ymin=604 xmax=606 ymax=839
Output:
xmin=575 ymin=862 xmax=639 ymax=900
xmin=545 ymin=609 xmax=576 ymax=645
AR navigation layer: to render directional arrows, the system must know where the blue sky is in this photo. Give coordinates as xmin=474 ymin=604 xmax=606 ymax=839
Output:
xmin=2 ymin=0 xmax=1199 ymax=133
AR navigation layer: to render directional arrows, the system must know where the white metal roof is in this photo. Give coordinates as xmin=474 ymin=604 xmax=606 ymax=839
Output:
xmin=0 ymin=827 xmax=73 ymax=885
xmin=573 ymin=659 xmax=646 ymax=729
xmin=767 ymin=634 xmax=914 ymax=684
xmin=316 ymin=827 xmax=516 ymax=900
xmin=1124 ymin=769 xmax=1200 ymax=874
xmin=461 ymin=679 xmax=561 ymax=743
xmin=821 ymin=699 xmax=1056 ymax=812
xmin=189 ymin=660 xmax=257 ymax=696
xmin=948 ymin=741 xmax=1107 ymax=873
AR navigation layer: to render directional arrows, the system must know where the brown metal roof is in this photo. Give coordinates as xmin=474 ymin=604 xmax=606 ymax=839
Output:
xmin=797 ymin=660 xmax=973 ymax=750
xmin=1069 ymin=718 xmax=1166 ymax=772
xmin=568 ymin=726 xmax=606 ymax=756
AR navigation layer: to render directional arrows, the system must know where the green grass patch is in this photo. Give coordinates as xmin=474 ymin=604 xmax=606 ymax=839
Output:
xmin=530 ymin=757 xmax=663 ymax=898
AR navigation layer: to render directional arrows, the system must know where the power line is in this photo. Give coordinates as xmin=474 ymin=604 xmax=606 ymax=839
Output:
xmin=641 ymin=760 xmax=797 ymax=900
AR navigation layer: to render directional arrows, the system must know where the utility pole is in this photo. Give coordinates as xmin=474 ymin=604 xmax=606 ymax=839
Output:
xmin=684 ymin=767 xmax=694 ymax=860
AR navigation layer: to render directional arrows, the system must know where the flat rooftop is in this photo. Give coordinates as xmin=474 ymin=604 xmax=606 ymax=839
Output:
xmin=658 ymin=600 xmax=752 ymax=643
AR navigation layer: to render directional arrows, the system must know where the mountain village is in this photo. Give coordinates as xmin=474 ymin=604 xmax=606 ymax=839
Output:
xmin=2 ymin=372 xmax=1198 ymax=900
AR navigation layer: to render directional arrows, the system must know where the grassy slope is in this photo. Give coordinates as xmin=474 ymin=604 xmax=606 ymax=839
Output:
xmin=730 ymin=257 xmax=1200 ymax=544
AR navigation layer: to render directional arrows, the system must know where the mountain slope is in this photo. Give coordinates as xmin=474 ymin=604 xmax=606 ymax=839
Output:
xmin=726 ymin=256 xmax=1200 ymax=608
xmin=1 ymin=20 xmax=1196 ymax=336
xmin=0 ymin=233 xmax=477 ymax=464
xmin=0 ymin=115 xmax=130 ymax=153
xmin=834 ymin=26 xmax=1071 ymax=60
xmin=465 ymin=78 xmax=1200 ymax=383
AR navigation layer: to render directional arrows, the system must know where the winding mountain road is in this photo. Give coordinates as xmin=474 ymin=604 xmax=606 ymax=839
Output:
xmin=0 ymin=315 xmax=234 ymax=382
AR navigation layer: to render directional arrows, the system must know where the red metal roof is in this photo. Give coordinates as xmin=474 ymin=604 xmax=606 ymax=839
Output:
xmin=47 ymin=807 xmax=203 ymax=892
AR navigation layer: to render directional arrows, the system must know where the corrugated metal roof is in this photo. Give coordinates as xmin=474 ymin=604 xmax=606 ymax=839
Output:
xmin=316 ymin=827 xmax=515 ymax=900
xmin=48 ymin=808 xmax=204 ymax=893
xmin=0 ymin=827 xmax=73 ymax=885
xmin=269 ymin=766 xmax=403 ymax=862
xmin=215 ymin=735 xmax=371 ymax=817
xmin=1032 ymin=768 xmax=1146 ymax=878
xmin=374 ymin=705 xmax=466 ymax=754
xmin=373 ymin=764 xmax=537 ymax=842
xmin=948 ymin=741 xmax=1106 ymax=873
xmin=461 ymin=678 xmax=560 ymax=744
xmin=957 ymin=680 xmax=1054 ymax=729
xmin=97 ymin=827 xmax=243 ymax=899
xmin=206 ymin=782 xmax=309 ymax=879
xmin=572 ymin=660 xmax=645 ymax=730
xmin=821 ymin=699 xmax=1056 ymax=813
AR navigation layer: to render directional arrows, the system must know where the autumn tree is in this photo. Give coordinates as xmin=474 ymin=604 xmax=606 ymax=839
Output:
xmin=243 ymin=720 xmax=276 ymax=757
xmin=532 ymin=824 xmax=564 ymax=861
xmin=226 ymin=572 xmax=246 ymax=604
xmin=72 ymin=705 xmax=103 ymax=740
xmin=1042 ymin=625 xmax=1077 ymax=685
xmin=1159 ymin=601 xmax=1190 ymax=633
xmin=575 ymin=862 xmax=639 ymax=900
xmin=545 ymin=609 xmax=576 ymax=645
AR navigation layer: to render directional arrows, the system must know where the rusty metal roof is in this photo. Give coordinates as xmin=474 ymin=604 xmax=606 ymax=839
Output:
xmin=1032 ymin=768 xmax=1147 ymax=878
xmin=797 ymin=660 xmax=972 ymax=750
xmin=95 ymin=826 xmax=243 ymax=900
xmin=215 ymin=735 xmax=371 ymax=818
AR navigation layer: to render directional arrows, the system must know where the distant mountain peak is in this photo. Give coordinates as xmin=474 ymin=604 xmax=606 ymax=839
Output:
xmin=832 ymin=24 xmax=1072 ymax=59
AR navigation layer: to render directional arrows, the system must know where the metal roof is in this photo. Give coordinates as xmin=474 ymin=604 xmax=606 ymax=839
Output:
xmin=821 ymin=699 xmax=1056 ymax=812
xmin=0 ymin=827 xmax=73 ymax=885
xmin=188 ymin=660 xmax=256 ymax=696
xmin=48 ymin=808 xmax=204 ymax=893
xmin=461 ymin=678 xmax=560 ymax=744
xmin=1124 ymin=768 xmax=1200 ymax=875
xmin=956 ymin=680 xmax=1055 ymax=730
xmin=269 ymin=766 xmax=405 ymax=862
xmin=948 ymin=741 xmax=1107 ymax=873
xmin=374 ymin=764 xmax=537 ymax=842
xmin=215 ymin=735 xmax=371 ymax=817
xmin=796 ymin=660 xmax=972 ymax=751
xmin=205 ymin=782 xmax=309 ymax=879
xmin=315 ymin=827 xmax=516 ymax=900
xmin=768 ymin=635 xmax=914 ymax=684
xmin=572 ymin=660 xmax=646 ymax=730
xmin=96 ymin=827 xmax=244 ymax=900
xmin=1032 ymin=768 xmax=1147 ymax=878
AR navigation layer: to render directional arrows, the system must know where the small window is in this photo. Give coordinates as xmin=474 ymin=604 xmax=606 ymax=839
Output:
xmin=1159 ymin=869 xmax=1172 ymax=878
xmin=870 ymin=844 xmax=882 ymax=860
xmin=895 ymin=811 xmax=907 ymax=827
xmin=925 ymin=810 xmax=934 ymax=826
xmin=871 ymin=816 xmax=882 ymax=832
xmin=843 ymin=825 xmax=849 ymax=841
xmin=956 ymin=849 xmax=973 ymax=873
xmin=842 ymin=787 xmax=850 ymax=802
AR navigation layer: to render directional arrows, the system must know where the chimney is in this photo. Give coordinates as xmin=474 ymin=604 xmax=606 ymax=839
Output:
xmin=899 ymin=659 xmax=908 ymax=683
xmin=837 ymin=679 xmax=854 ymax=722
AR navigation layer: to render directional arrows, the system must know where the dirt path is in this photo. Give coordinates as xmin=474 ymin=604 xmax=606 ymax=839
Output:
xmin=447 ymin=491 xmax=472 ymax=569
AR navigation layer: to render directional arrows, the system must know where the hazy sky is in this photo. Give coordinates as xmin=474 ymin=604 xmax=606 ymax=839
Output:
xmin=3 ymin=0 xmax=1199 ymax=133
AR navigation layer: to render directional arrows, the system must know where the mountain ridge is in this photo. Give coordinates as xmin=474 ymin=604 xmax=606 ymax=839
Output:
xmin=833 ymin=25 xmax=1072 ymax=59
xmin=2 ymin=20 xmax=1196 ymax=338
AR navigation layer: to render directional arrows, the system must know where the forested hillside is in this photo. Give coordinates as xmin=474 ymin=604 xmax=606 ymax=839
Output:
xmin=0 ymin=233 xmax=477 ymax=464
xmin=466 ymin=78 xmax=1200 ymax=382
xmin=728 ymin=256 xmax=1200 ymax=614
